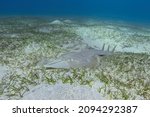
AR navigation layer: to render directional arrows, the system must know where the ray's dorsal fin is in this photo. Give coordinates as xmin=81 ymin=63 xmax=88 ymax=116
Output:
xmin=112 ymin=45 xmax=117 ymax=52
xmin=107 ymin=45 xmax=110 ymax=51
xmin=102 ymin=44 xmax=105 ymax=50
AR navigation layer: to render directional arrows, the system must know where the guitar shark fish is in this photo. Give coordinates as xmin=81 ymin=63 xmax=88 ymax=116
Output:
xmin=43 ymin=44 xmax=116 ymax=69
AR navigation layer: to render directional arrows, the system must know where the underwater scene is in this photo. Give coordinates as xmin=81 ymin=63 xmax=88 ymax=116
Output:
xmin=0 ymin=0 xmax=150 ymax=100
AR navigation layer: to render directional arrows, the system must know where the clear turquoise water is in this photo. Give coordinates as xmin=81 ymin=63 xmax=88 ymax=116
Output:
xmin=0 ymin=0 xmax=150 ymax=24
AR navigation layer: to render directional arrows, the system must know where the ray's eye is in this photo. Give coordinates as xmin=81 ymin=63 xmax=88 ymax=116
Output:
xmin=98 ymin=55 xmax=104 ymax=56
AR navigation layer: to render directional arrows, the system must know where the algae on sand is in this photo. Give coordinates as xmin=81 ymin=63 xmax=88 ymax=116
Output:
xmin=0 ymin=17 xmax=150 ymax=100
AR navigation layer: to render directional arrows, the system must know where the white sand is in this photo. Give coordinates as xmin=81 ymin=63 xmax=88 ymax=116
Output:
xmin=73 ymin=24 xmax=150 ymax=54
xmin=22 ymin=83 xmax=104 ymax=100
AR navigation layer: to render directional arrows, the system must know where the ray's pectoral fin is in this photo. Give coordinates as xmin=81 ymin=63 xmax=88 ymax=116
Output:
xmin=44 ymin=60 xmax=71 ymax=69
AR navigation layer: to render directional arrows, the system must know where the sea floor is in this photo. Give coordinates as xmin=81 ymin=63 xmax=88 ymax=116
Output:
xmin=0 ymin=16 xmax=150 ymax=100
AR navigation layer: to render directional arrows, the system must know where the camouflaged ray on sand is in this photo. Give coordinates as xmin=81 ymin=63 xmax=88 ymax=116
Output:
xmin=42 ymin=44 xmax=117 ymax=69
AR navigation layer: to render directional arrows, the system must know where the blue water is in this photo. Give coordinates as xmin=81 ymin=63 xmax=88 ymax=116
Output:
xmin=0 ymin=0 xmax=150 ymax=24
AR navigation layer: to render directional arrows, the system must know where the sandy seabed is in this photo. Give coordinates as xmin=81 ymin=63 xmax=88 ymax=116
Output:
xmin=0 ymin=17 xmax=150 ymax=100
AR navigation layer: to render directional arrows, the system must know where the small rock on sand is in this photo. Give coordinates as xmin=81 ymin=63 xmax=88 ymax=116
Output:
xmin=50 ymin=20 xmax=64 ymax=25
